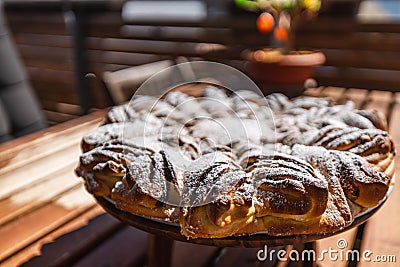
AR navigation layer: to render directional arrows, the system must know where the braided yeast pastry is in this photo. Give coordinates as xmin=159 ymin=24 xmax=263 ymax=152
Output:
xmin=311 ymin=128 xmax=395 ymax=177
xmin=244 ymin=152 xmax=351 ymax=236
xmin=112 ymin=151 xmax=182 ymax=221
xmin=180 ymin=152 xmax=256 ymax=238
xmin=75 ymin=88 xmax=395 ymax=238
xmin=291 ymin=145 xmax=390 ymax=208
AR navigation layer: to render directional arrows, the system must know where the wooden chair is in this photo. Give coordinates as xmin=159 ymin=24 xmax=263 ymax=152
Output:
xmin=102 ymin=60 xmax=174 ymax=105
xmin=0 ymin=4 xmax=47 ymax=142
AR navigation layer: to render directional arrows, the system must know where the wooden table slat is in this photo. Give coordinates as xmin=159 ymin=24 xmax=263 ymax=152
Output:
xmin=320 ymin=86 xmax=346 ymax=102
xmin=363 ymin=90 xmax=394 ymax=119
xmin=342 ymin=88 xmax=370 ymax=110
xmin=214 ymin=247 xmax=281 ymax=267
xmin=0 ymin=114 xmax=103 ymax=176
xmin=303 ymin=86 xmax=325 ymax=97
xmin=171 ymin=241 xmax=220 ymax=267
xmin=20 ymin=210 xmax=126 ymax=267
xmin=0 ymin=144 xmax=80 ymax=200
xmin=0 ymin=186 xmax=96 ymax=263
xmin=0 ymin=206 xmax=117 ymax=267
xmin=72 ymin=226 xmax=147 ymax=267
xmin=0 ymin=164 xmax=81 ymax=226
xmin=0 ymin=110 xmax=105 ymax=164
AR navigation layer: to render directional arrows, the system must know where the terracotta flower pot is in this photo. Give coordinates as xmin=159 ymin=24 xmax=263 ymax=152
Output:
xmin=244 ymin=49 xmax=326 ymax=97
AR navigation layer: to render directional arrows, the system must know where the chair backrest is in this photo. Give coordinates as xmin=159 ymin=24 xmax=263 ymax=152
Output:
xmin=103 ymin=60 xmax=174 ymax=104
xmin=0 ymin=3 xmax=47 ymax=142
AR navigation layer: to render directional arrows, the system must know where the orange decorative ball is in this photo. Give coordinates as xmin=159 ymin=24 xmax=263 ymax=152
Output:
xmin=256 ymin=12 xmax=275 ymax=34
xmin=274 ymin=26 xmax=288 ymax=42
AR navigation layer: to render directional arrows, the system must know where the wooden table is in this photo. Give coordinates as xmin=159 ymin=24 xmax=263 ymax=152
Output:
xmin=1 ymin=87 xmax=399 ymax=267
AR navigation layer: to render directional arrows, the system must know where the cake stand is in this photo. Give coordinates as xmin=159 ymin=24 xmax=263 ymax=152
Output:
xmin=95 ymin=178 xmax=394 ymax=267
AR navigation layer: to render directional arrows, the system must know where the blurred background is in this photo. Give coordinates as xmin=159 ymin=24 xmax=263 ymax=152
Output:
xmin=1 ymin=2 xmax=399 ymax=267
xmin=1 ymin=0 xmax=399 ymax=140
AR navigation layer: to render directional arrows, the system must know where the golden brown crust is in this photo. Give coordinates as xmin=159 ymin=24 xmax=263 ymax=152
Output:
xmin=248 ymin=154 xmax=328 ymax=219
xmin=291 ymin=145 xmax=390 ymax=208
xmin=75 ymin=89 xmax=395 ymax=239
xmin=76 ymin=143 xmax=152 ymax=196
xmin=111 ymin=151 xmax=182 ymax=221
xmin=181 ymin=149 xmax=353 ymax=238
xmin=112 ymin=181 xmax=180 ymax=221
xmin=355 ymin=109 xmax=388 ymax=131
xmin=180 ymin=170 xmax=256 ymax=238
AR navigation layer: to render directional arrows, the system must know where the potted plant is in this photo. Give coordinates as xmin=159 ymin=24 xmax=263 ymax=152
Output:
xmin=237 ymin=0 xmax=326 ymax=97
